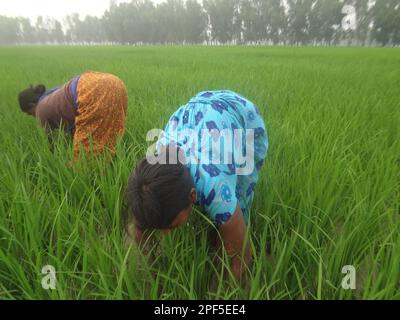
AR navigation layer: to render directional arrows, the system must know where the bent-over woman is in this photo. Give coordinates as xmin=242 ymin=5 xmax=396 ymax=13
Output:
xmin=18 ymin=71 xmax=128 ymax=160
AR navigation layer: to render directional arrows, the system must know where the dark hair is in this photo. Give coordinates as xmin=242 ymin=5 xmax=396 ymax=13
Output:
xmin=18 ymin=84 xmax=46 ymax=112
xmin=125 ymin=148 xmax=194 ymax=231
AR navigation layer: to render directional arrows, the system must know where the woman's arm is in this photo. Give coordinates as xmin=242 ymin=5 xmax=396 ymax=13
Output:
xmin=218 ymin=204 xmax=252 ymax=281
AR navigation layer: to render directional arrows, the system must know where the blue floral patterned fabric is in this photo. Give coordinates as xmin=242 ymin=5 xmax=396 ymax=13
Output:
xmin=158 ymin=90 xmax=268 ymax=225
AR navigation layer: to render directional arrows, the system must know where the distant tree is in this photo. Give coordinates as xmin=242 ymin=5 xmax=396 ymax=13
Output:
xmin=240 ymin=0 xmax=265 ymax=43
xmin=154 ymin=0 xmax=186 ymax=44
xmin=114 ymin=0 xmax=155 ymax=44
xmin=204 ymin=0 xmax=241 ymax=43
xmin=34 ymin=16 xmax=50 ymax=44
xmin=308 ymin=0 xmax=342 ymax=45
xmin=184 ymin=0 xmax=208 ymax=43
xmin=287 ymin=0 xmax=314 ymax=45
xmin=134 ymin=0 xmax=157 ymax=43
xmin=17 ymin=17 xmax=37 ymax=44
xmin=0 ymin=16 xmax=19 ymax=44
xmin=260 ymin=0 xmax=287 ymax=44
xmin=51 ymin=20 xmax=65 ymax=44
xmin=393 ymin=2 xmax=400 ymax=45
xmin=65 ymin=14 xmax=106 ymax=43
xmin=103 ymin=3 xmax=128 ymax=43
xmin=64 ymin=14 xmax=80 ymax=43
xmin=371 ymin=0 xmax=400 ymax=46
xmin=353 ymin=0 xmax=373 ymax=45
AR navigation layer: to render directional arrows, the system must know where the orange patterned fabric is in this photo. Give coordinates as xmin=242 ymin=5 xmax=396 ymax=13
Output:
xmin=73 ymin=71 xmax=128 ymax=161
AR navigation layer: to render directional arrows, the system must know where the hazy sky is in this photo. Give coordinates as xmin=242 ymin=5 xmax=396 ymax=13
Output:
xmin=0 ymin=0 xmax=167 ymax=20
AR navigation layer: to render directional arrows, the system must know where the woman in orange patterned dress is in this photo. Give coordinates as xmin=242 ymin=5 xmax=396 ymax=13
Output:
xmin=18 ymin=71 xmax=128 ymax=161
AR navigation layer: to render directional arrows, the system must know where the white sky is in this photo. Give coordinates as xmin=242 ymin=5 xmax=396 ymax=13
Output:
xmin=0 ymin=0 xmax=167 ymax=20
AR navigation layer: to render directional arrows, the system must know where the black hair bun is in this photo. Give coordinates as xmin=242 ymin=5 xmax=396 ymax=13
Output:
xmin=34 ymin=84 xmax=46 ymax=95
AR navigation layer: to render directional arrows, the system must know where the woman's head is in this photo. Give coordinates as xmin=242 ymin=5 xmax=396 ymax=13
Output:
xmin=125 ymin=147 xmax=197 ymax=233
xmin=18 ymin=84 xmax=46 ymax=115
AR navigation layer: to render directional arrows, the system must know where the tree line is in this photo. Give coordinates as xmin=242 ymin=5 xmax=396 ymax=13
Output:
xmin=0 ymin=0 xmax=399 ymax=46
